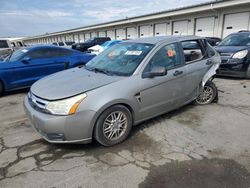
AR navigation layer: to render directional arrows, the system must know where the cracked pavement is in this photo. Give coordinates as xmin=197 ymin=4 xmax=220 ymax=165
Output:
xmin=0 ymin=78 xmax=250 ymax=187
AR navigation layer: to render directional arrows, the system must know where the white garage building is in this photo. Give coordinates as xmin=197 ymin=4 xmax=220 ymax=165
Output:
xmin=23 ymin=0 xmax=250 ymax=45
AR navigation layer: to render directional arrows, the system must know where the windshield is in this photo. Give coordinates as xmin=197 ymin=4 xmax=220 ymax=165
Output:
xmin=101 ymin=41 xmax=110 ymax=48
xmin=8 ymin=48 xmax=27 ymax=62
xmin=219 ymin=33 xmax=250 ymax=46
xmin=85 ymin=42 xmax=154 ymax=76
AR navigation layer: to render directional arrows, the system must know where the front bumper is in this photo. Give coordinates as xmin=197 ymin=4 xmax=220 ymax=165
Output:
xmin=217 ymin=62 xmax=249 ymax=78
xmin=216 ymin=68 xmax=246 ymax=78
xmin=24 ymin=96 xmax=96 ymax=144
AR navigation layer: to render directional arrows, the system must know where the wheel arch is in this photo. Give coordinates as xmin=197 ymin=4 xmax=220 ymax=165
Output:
xmin=90 ymin=101 xmax=135 ymax=138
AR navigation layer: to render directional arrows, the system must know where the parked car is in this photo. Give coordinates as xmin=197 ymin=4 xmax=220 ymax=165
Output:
xmin=52 ymin=41 xmax=75 ymax=48
xmin=24 ymin=36 xmax=220 ymax=146
xmin=206 ymin=37 xmax=221 ymax=46
xmin=72 ymin=37 xmax=111 ymax=52
xmin=0 ymin=39 xmax=13 ymax=61
xmin=88 ymin=40 xmax=122 ymax=55
xmin=215 ymin=31 xmax=250 ymax=78
xmin=0 ymin=45 xmax=95 ymax=95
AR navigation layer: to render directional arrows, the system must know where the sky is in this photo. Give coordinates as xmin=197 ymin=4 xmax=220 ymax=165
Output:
xmin=0 ymin=0 xmax=213 ymax=37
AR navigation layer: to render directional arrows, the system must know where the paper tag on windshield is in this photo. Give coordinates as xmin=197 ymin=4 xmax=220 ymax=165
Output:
xmin=125 ymin=51 xmax=142 ymax=56
xmin=21 ymin=49 xmax=28 ymax=53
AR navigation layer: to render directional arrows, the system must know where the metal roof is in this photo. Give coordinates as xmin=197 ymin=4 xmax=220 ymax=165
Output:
xmin=23 ymin=0 xmax=250 ymax=40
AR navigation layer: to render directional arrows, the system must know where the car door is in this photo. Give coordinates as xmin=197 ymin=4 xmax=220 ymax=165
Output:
xmin=180 ymin=39 xmax=213 ymax=102
xmin=139 ymin=42 xmax=187 ymax=119
xmin=9 ymin=47 xmax=69 ymax=88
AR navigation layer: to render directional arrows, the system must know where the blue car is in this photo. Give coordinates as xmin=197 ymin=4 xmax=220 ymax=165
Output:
xmin=0 ymin=45 xmax=95 ymax=95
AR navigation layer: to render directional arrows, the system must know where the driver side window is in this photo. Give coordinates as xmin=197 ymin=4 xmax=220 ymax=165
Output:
xmin=146 ymin=43 xmax=181 ymax=71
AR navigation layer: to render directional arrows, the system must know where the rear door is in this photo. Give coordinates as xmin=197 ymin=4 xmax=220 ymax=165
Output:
xmin=9 ymin=47 xmax=70 ymax=88
xmin=180 ymin=39 xmax=213 ymax=102
xmin=139 ymin=42 xmax=187 ymax=119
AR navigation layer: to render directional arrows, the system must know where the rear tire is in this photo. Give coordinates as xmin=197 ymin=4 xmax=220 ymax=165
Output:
xmin=195 ymin=81 xmax=217 ymax=105
xmin=0 ymin=81 xmax=3 ymax=96
xmin=94 ymin=105 xmax=132 ymax=147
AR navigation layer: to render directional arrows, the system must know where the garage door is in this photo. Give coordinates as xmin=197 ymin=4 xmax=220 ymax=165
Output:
xmin=173 ymin=20 xmax=189 ymax=35
xmin=74 ymin=34 xmax=79 ymax=42
xmin=223 ymin=12 xmax=250 ymax=38
xmin=79 ymin=33 xmax=84 ymax=42
xmin=98 ymin=31 xmax=106 ymax=37
xmin=66 ymin=35 xmax=73 ymax=41
xmin=139 ymin=25 xmax=152 ymax=38
xmin=91 ymin=32 xmax=97 ymax=38
xmin=85 ymin=33 xmax=91 ymax=40
xmin=116 ymin=29 xmax=126 ymax=40
xmin=195 ymin=17 xmax=215 ymax=37
xmin=107 ymin=30 xmax=115 ymax=39
xmin=127 ymin=27 xmax=137 ymax=39
xmin=155 ymin=23 xmax=168 ymax=36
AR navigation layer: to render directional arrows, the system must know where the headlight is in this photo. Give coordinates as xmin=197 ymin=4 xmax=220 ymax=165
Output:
xmin=46 ymin=93 xmax=87 ymax=115
xmin=232 ymin=50 xmax=248 ymax=59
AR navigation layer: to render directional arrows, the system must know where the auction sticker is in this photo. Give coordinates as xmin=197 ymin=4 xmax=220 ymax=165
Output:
xmin=125 ymin=51 xmax=142 ymax=56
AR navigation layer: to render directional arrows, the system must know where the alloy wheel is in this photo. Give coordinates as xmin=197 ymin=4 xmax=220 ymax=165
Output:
xmin=196 ymin=85 xmax=214 ymax=105
xmin=103 ymin=111 xmax=128 ymax=141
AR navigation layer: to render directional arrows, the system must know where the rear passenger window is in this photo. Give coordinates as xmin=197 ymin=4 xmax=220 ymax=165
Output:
xmin=27 ymin=48 xmax=71 ymax=59
xmin=146 ymin=43 xmax=181 ymax=71
xmin=181 ymin=40 xmax=204 ymax=63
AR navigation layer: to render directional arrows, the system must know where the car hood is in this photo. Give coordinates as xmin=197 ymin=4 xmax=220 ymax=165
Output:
xmin=215 ymin=46 xmax=249 ymax=53
xmin=31 ymin=68 xmax=124 ymax=100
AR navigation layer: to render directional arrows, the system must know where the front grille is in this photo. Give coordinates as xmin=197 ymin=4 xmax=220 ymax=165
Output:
xmin=28 ymin=92 xmax=49 ymax=113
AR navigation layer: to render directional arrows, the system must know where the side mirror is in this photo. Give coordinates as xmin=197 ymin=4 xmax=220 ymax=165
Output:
xmin=142 ymin=66 xmax=167 ymax=78
xmin=21 ymin=57 xmax=31 ymax=63
xmin=215 ymin=41 xmax=220 ymax=46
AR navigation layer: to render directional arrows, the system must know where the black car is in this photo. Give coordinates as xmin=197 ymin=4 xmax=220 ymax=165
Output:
xmin=206 ymin=37 xmax=221 ymax=46
xmin=72 ymin=37 xmax=111 ymax=52
xmin=215 ymin=31 xmax=250 ymax=78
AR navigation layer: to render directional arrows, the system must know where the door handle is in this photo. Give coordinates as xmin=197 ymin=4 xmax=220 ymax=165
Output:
xmin=206 ymin=60 xmax=213 ymax=65
xmin=173 ymin=70 xmax=183 ymax=76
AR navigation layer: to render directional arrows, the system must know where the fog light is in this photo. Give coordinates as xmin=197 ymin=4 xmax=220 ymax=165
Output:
xmin=46 ymin=133 xmax=65 ymax=141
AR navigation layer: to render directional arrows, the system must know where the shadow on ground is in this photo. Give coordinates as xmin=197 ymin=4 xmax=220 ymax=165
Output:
xmin=139 ymin=158 xmax=250 ymax=188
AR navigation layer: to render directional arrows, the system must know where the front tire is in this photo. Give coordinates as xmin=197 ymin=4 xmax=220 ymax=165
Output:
xmin=94 ymin=105 xmax=132 ymax=146
xmin=246 ymin=65 xmax=250 ymax=79
xmin=195 ymin=81 xmax=217 ymax=105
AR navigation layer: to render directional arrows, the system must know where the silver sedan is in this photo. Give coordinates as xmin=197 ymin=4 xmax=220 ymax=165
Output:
xmin=24 ymin=36 xmax=221 ymax=146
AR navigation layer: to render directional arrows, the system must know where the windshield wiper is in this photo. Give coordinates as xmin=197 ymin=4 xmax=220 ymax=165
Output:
xmin=85 ymin=67 xmax=113 ymax=76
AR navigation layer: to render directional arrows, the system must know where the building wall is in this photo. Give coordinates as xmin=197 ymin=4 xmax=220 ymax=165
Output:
xmin=24 ymin=3 xmax=250 ymax=45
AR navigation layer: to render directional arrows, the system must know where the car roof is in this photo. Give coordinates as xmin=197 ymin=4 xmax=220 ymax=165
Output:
xmin=231 ymin=31 xmax=250 ymax=35
xmin=123 ymin=35 xmax=204 ymax=45
xmin=22 ymin=45 xmax=73 ymax=51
